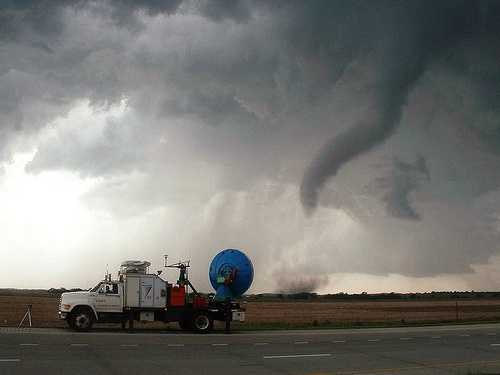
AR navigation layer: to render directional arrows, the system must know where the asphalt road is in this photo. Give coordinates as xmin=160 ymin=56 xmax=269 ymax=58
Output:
xmin=1 ymin=324 xmax=500 ymax=375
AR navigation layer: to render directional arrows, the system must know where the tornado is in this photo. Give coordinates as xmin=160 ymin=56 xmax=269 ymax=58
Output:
xmin=299 ymin=0 xmax=485 ymax=214
xmin=300 ymin=84 xmax=414 ymax=213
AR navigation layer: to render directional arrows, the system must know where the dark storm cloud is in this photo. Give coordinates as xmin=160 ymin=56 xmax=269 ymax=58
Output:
xmin=162 ymin=89 xmax=259 ymax=127
xmin=0 ymin=0 xmax=182 ymax=159
xmin=0 ymin=1 xmax=66 ymax=41
xmin=0 ymin=0 xmax=182 ymax=37
xmin=2 ymin=0 xmax=500 ymax=287
xmin=197 ymin=0 xmax=252 ymax=22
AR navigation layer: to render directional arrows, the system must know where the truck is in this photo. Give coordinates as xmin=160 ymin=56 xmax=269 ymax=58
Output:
xmin=58 ymin=249 xmax=254 ymax=333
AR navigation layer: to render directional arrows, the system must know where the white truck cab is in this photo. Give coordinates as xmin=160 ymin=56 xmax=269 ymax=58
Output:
xmin=59 ymin=281 xmax=124 ymax=330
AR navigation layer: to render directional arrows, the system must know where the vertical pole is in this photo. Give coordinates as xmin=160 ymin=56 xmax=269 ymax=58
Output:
xmin=28 ymin=305 xmax=32 ymax=327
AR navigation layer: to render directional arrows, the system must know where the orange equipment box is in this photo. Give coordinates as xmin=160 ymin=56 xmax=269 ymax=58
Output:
xmin=193 ymin=295 xmax=208 ymax=309
xmin=170 ymin=286 xmax=185 ymax=306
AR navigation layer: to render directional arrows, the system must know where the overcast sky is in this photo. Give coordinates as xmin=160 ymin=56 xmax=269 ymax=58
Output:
xmin=1 ymin=0 xmax=500 ymax=293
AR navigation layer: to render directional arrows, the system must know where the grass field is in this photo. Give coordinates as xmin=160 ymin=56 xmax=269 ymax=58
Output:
xmin=242 ymin=300 xmax=500 ymax=328
xmin=2 ymin=291 xmax=500 ymax=329
xmin=0 ymin=295 xmax=64 ymax=328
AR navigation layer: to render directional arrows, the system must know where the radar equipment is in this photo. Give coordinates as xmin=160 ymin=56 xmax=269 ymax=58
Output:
xmin=166 ymin=259 xmax=200 ymax=296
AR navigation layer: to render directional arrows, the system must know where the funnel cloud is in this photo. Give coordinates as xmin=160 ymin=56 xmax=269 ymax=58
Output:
xmin=300 ymin=0 xmax=497 ymax=213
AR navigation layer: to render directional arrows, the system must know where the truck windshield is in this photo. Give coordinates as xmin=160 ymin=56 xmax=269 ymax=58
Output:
xmin=90 ymin=282 xmax=102 ymax=292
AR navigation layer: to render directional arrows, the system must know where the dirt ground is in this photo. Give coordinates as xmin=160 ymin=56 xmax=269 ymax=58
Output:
xmin=0 ymin=295 xmax=64 ymax=328
xmin=243 ymin=300 xmax=500 ymax=325
xmin=2 ymin=293 xmax=500 ymax=328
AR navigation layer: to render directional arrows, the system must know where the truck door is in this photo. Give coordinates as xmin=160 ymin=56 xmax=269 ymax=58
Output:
xmin=140 ymin=277 xmax=154 ymax=308
xmin=95 ymin=282 xmax=123 ymax=313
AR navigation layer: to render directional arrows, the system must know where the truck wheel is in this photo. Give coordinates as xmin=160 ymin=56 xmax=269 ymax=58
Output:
xmin=192 ymin=312 xmax=213 ymax=333
xmin=70 ymin=309 xmax=94 ymax=332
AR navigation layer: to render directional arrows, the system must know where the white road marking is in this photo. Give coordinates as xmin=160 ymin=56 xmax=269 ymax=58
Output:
xmin=491 ymin=343 xmax=500 ymax=347
xmin=487 ymin=333 xmax=497 ymax=336
xmin=458 ymin=334 xmax=470 ymax=337
xmin=168 ymin=344 xmax=185 ymax=347
xmin=400 ymin=337 xmax=412 ymax=340
xmin=0 ymin=359 xmax=20 ymax=362
xmin=120 ymin=344 xmax=138 ymax=347
xmin=367 ymin=339 xmax=379 ymax=342
xmin=70 ymin=343 xmax=88 ymax=347
xmin=431 ymin=336 xmax=441 ymax=339
xmin=264 ymin=354 xmax=331 ymax=359
xmin=211 ymin=343 xmax=228 ymax=346
xmin=20 ymin=343 xmax=39 ymax=346
xmin=254 ymin=342 xmax=269 ymax=346
xmin=294 ymin=341 xmax=308 ymax=345
xmin=333 ymin=340 xmax=346 ymax=343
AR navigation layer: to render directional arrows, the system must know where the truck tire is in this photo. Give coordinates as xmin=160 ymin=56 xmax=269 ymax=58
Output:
xmin=70 ymin=308 xmax=94 ymax=332
xmin=192 ymin=311 xmax=213 ymax=333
